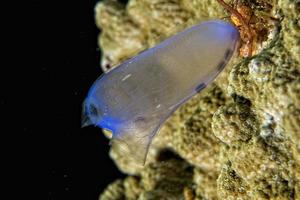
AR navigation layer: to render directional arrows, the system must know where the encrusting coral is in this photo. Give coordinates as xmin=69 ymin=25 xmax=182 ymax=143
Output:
xmin=95 ymin=0 xmax=300 ymax=199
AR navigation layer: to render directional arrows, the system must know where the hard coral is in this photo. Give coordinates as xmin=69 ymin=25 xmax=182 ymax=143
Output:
xmin=95 ymin=0 xmax=300 ymax=199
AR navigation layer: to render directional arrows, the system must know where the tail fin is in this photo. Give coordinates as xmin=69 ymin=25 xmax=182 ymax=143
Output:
xmin=111 ymin=130 xmax=155 ymax=165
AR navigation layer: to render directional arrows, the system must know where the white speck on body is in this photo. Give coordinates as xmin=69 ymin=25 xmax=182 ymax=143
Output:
xmin=121 ymin=74 xmax=132 ymax=82
xmin=168 ymin=105 xmax=175 ymax=110
xmin=156 ymin=104 xmax=161 ymax=109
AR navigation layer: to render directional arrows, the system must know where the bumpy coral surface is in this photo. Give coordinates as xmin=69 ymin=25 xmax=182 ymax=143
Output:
xmin=95 ymin=0 xmax=300 ymax=199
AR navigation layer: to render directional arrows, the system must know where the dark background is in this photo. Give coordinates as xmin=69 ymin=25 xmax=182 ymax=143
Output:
xmin=6 ymin=0 xmax=129 ymax=199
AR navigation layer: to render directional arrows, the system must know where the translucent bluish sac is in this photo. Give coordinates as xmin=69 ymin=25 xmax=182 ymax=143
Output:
xmin=82 ymin=20 xmax=240 ymax=164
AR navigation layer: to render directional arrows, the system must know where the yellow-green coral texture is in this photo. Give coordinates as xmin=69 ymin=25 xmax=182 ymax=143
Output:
xmin=96 ymin=0 xmax=300 ymax=199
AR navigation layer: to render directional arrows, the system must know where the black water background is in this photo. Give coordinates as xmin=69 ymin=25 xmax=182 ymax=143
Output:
xmin=5 ymin=0 xmax=130 ymax=199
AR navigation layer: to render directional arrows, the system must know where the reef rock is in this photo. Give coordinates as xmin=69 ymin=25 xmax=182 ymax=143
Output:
xmin=95 ymin=0 xmax=300 ymax=199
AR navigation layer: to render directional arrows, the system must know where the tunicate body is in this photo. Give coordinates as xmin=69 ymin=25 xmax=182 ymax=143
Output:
xmin=82 ymin=20 xmax=239 ymax=164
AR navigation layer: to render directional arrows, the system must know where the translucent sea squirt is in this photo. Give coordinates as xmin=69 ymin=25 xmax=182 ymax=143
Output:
xmin=82 ymin=20 xmax=239 ymax=164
